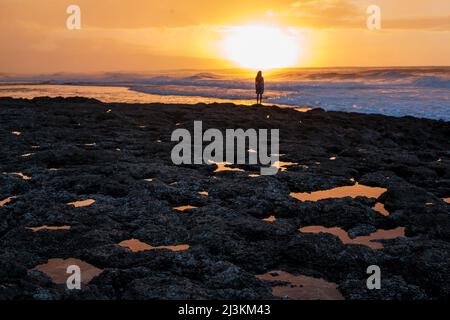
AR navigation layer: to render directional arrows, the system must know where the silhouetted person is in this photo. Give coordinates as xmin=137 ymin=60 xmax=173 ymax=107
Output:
xmin=255 ymin=71 xmax=264 ymax=105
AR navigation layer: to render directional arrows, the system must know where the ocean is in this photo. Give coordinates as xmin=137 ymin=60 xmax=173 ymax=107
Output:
xmin=1 ymin=67 xmax=449 ymax=121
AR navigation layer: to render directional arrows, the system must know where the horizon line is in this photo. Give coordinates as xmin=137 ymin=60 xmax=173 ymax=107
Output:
xmin=2 ymin=65 xmax=450 ymax=77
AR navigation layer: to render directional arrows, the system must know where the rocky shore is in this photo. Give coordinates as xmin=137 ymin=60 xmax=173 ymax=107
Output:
xmin=0 ymin=97 xmax=449 ymax=300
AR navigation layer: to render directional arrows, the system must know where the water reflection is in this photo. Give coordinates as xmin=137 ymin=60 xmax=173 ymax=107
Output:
xmin=174 ymin=205 xmax=198 ymax=212
xmin=20 ymin=153 xmax=35 ymax=158
xmin=299 ymin=226 xmax=405 ymax=250
xmin=272 ymin=161 xmax=298 ymax=172
xmin=444 ymin=198 xmax=450 ymax=204
xmin=84 ymin=143 xmax=96 ymax=147
xmin=210 ymin=161 xmax=245 ymax=173
xmin=290 ymin=183 xmax=387 ymax=202
xmin=198 ymin=191 xmax=209 ymax=196
xmin=12 ymin=131 xmax=22 ymax=136
xmin=67 ymin=199 xmax=95 ymax=207
xmin=119 ymin=239 xmax=190 ymax=253
xmin=12 ymin=172 xmax=32 ymax=180
xmin=0 ymin=196 xmax=16 ymax=206
xmin=263 ymin=216 xmax=276 ymax=223
xmin=34 ymin=258 xmax=102 ymax=285
xmin=257 ymin=271 xmax=344 ymax=300
xmin=373 ymin=203 xmax=390 ymax=216
xmin=28 ymin=225 xmax=71 ymax=232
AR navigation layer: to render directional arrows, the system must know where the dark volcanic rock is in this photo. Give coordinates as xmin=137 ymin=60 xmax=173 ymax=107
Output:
xmin=348 ymin=225 xmax=378 ymax=239
xmin=0 ymin=97 xmax=448 ymax=300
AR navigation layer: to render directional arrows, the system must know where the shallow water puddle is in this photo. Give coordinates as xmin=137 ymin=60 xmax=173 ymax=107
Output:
xmin=84 ymin=143 xmax=96 ymax=147
xmin=20 ymin=152 xmax=35 ymax=158
xmin=67 ymin=199 xmax=95 ymax=207
xmin=174 ymin=205 xmax=198 ymax=212
xmin=0 ymin=196 xmax=16 ymax=206
xmin=119 ymin=239 xmax=190 ymax=253
xmin=290 ymin=183 xmax=387 ymax=202
xmin=294 ymin=107 xmax=312 ymax=113
xmin=271 ymin=153 xmax=286 ymax=157
xmin=272 ymin=161 xmax=298 ymax=172
xmin=249 ymin=174 xmax=261 ymax=178
xmin=12 ymin=131 xmax=22 ymax=136
xmin=27 ymin=225 xmax=71 ymax=232
xmin=34 ymin=258 xmax=102 ymax=285
xmin=263 ymin=215 xmax=277 ymax=223
xmin=213 ymin=162 xmax=245 ymax=173
xmin=299 ymin=226 xmax=405 ymax=250
xmin=257 ymin=271 xmax=344 ymax=300
xmin=373 ymin=203 xmax=390 ymax=216
xmin=12 ymin=172 xmax=32 ymax=180
xmin=198 ymin=191 xmax=209 ymax=196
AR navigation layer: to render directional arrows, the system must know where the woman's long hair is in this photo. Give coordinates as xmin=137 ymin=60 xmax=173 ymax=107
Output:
xmin=256 ymin=71 xmax=263 ymax=80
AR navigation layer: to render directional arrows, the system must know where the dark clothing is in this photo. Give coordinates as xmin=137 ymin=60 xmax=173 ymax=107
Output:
xmin=256 ymin=77 xmax=264 ymax=95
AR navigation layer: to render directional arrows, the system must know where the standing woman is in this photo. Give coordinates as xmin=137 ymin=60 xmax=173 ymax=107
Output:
xmin=255 ymin=71 xmax=265 ymax=105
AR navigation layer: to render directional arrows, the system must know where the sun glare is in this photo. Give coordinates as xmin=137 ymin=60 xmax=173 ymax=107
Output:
xmin=222 ymin=25 xmax=301 ymax=70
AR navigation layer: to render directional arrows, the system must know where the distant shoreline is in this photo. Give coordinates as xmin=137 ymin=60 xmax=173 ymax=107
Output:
xmin=0 ymin=96 xmax=447 ymax=123
xmin=1 ymin=66 xmax=449 ymax=121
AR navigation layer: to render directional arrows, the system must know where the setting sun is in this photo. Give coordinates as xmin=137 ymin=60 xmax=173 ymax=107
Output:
xmin=222 ymin=25 xmax=301 ymax=70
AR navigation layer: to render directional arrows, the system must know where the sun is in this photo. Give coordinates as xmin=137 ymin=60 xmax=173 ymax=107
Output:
xmin=222 ymin=25 xmax=301 ymax=70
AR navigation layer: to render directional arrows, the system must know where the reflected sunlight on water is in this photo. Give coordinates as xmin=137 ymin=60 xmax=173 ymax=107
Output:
xmin=0 ymin=84 xmax=254 ymax=105
xmin=119 ymin=239 xmax=190 ymax=253
xmin=67 ymin=199 xmax=95 ymax=207
xmin=290 ymin=183 xmax=387 ymax=202
xmin=299 ymin=226 xmax=405 ymax=250
xmin=0 ymin=196 xmax=16 ymax=206
xmin=373 ymin=203 xmax=390 ymax=216
xmin=174 ymin=205 xmax=198 ymax=212
xmin=34 ymin=258 xmax=102 ymax=285
xmin=27 ymin=225 xmax=71 ymax=232
xmin=257 ymin=271 xmax=344 ymax=300
xmin=263 ymin=215 xmax=277 ymax=223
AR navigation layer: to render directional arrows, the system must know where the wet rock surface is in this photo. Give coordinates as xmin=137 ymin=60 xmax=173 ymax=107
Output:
xmin=0 ymin=97 xmax=449 ymax=300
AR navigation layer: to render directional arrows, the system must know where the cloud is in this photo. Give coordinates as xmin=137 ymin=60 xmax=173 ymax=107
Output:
xmin=384 ymin=16 xmax=450 ymax=31
xmin=1 ymin=0 xmax=449 ymax=30
xmin=0 ymin=0 xmax=293 ymax=28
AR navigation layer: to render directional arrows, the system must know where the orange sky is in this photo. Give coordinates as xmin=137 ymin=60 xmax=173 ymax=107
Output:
xmin=1 ymin=0 xmax=450 ymax=73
